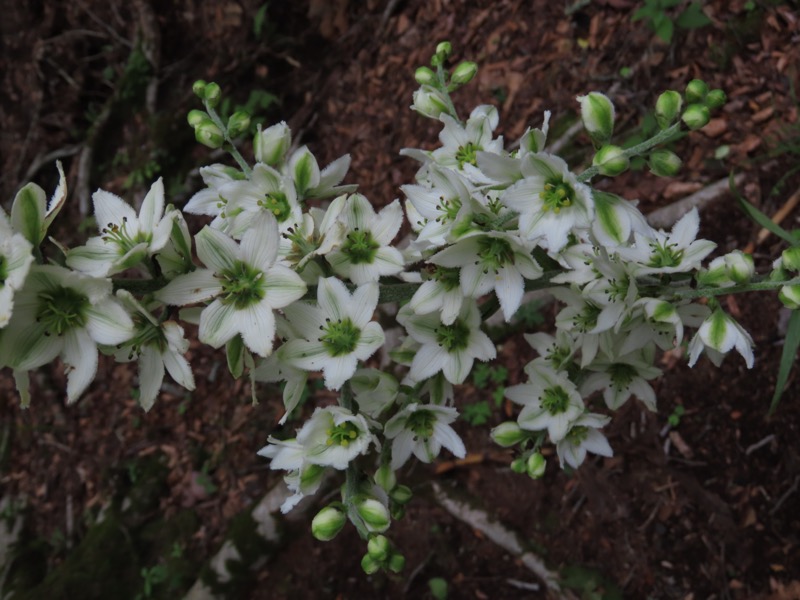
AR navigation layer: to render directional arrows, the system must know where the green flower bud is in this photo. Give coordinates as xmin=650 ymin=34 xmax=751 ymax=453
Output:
xmin=227 ymin=110 xmax=251 ymax=138
xmin=655 ymin=90 xmax=683 ymax=129
xmin=367 ymin=534 xmax=391 ymax=562
xmin=435 ymin=41 xmax=452 ymax=58
xmin=779 ymin=285 xmax=800 ymax=310
xmin=203 ymin=82 xmax=222 ymax=108
xmin=388 ymin=552 xmax=405 ymax=573
xmin=254 ymin=121 xmax=291 ymax=166
xmin=510 ymin=457 xmax=527 ymax=474
xmin=685 ymin=79 xmax=709 ymax=104
xmin=361 ymin=553 xmax=380 ymax=575
xmin=390 ymin=504 xmax=406 ymax=521
xmin=592 ymin=144 xmax=629 ymax=177
xmin=706 ymin=89 xmax=726 ymax=110
xmin=451 ymin=61 xmax=478 ymax=85
xmin=414 ymin=66 xmax=436 ymax=85
xmin=577 ymin=92 xmax=615 ymax=145
xmin=682 ymin=104 xmax=710 ymax=130
xmin=357 ymin=498 xmax=390 ymax=533
xmin=724 ymin=250 xmax=754 ymax=283
xmin=192 ymin=80 xmax=207 ymax=97
xmin=375 ymin=464 xmax=397 ymax=492
xmin=187 ymin=109 xmax=208 ymax=127
xmin=389 ymin=484 xmax=413 ymax=505
xmin=526 ymin=452 xmax=546 ymax=479
xmin=311 ymin=506 xmax=347 ymax=541
xmin=194 ymin=118 xmax=224 ymax=149
xmin=490 ymin=422 xmax=527 ymax=447
xmin=411 ymin=85 xmax=450 ymax=119
xmin=782 ymin=247 xmax=800 ymax=272
xmin=648 ymin=149 xmax=682 ymax=176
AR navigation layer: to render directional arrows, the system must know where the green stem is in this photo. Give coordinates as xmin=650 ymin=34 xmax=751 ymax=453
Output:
xmin=577 ymin=123 xmax=683 ymax=183
xmin=670 ymin=275 xmax=800 ymax=301
xmin=435 ymin=65 xmax=460 ymax=124
xmin=204 ymin=101 xmax=252 ymax=177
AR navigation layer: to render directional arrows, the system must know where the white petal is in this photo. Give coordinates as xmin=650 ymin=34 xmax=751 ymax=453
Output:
xmin=64 ymin=328 xmax=98 ymax=403
xmin=155 ymin=269 xmax=222 ymax=305
xmin=138 ymin=346 xmax=165 ymax=411
xmin=371 ymin=200 xmax=403 ymax=246
xmin=240 ymin=213 xmax=279 ymax=270
xmin=196 ymin=226 xmax=240 ymax=273
xmin=390 ymin=432 xmax=416 ymax=470
xmin=442 ymin=351 xmax=472 ymax=384
xmin=322 ymin=354 xmax=358 ymax=390
xmin=139 ymin=178 xmax=165 ymax=234
xmin=239 ymin=300 xmax=277 ymax=357
xmin=433 ymin=422 xmax=466 ymax=458
xmin=198 ymin=299 xmax=239 ymax=348
xmin=163 ymin=348 xmax=195 ymax=391
xmin=85 ymin=299 xmax=134 ymax=345
xmin=409 ymin=344 xmax=447 ymax=381
xmin=263 ymin=265 xmax=307 ymax=309
xmin=350 ymin=283 xmax=379 ymax=328
xmin=317 ymin=277 xmax=350 ymax=322
xmin=93 ymin=189 xmax=137 ymax=232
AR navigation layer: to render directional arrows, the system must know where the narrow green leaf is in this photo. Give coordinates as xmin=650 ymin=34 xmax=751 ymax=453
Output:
xmin=770 ymin=310 xmax=800 ymax=415
xmin=655 ymin=17 xmax=674 ymax=43
xmin=730 ymin=173 xmax=796 ymax=244
xmin=676 ymin=3 xmax=712 ymax=29
xmin=226 ymin=334 xmax=245 ymax=378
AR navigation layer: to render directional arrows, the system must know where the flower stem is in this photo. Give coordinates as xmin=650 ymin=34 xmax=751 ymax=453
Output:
xmin=204 ymin=101 xmax=253 ymax=177
xmin=435 ymin=65 xmax=460 ymax=124
xmin=670 ymin=275 xmax=800 ymax=301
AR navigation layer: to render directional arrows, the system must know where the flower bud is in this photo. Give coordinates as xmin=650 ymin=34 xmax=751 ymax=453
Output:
xmin=194 ymin=118 xmax=224 ymax=149
xmin=451 ymin=61 xmax=478 ymax=85
xmin=724 ymin=250 xmax=754 ymax=283
xmin=357 ymin=498 xmax=390 ymax=533
xmin=655 ymin=90 xmax=682 ymax=129
xmin=648 ymin=149 xmax=682 ymax=176
xmin=592 ymin=145 xmax=629 ymax=177
xmin=367 ymin=534 xmax=391 ymax=562
xmin=374 ymin=464 xmax=397 ymax=492
xmin=311 ymin=506 xmax=347 ymax=541
xmin=388 ymin=552 xmax=406 ymax=573
xmin=526 ymin=452 xmax=546 ymax=479
xmin=227 ymin=110 xmax=251 ymax=138
xmin=187 ymin=109 xmax=208 ymax=127
xmin=203 ymin=82 xmax=222 ymax=108
xmin=706 ymin=89 xmax=726 ymax=110
xmin=411 ymin=85 xmax=449 ymax=119
xmin=681 ymin=104 xmax=710 ymax=130
xmin=361 ymin=554 xmax=380 ymax=575
xmin=779 ymin=285 xmax=800 ymax=310
xmin=435 ymin=41 xmax=452 ymax=58
xmin=192 ymin=80 xmax=207 ymax=97
xmin=782 ymin=247 xmax=800 ymax=272
xmin=577 ymin=92 xmax=615 ymax=145
xmin=490 ymin=422 xmax=526 ymax=447
xmin=414 ymin=67 xmax=436 ymax=85
xmin=685 ymin=79 xmax=709 ymax=104
xmin=254 ymin=121 xmax=291 ymax=166
xmin=510 ymin=458 xmax=527 ymax=474
xmin=389 ymin=484 xmax=413 ymax=505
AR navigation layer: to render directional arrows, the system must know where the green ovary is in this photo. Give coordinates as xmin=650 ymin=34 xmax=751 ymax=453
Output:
xmin=648 ymin=242 xmax=684 ymax=268
xmin=608 ymin=363 xmax=636 ymax=390
xmin=406 ymin=409 xmax=436 ymax=439
xmin=477 ymin=237 xmax=514 ymax=271
xmin=539 ymin=179 xmax=575 ymax=213
xmin=321 ymin=318 xmax=361 ymax=356
xmin=433 ymin=266 xmax=460 ymax=291
xmin=37 ymin=286 xmax=90 ymax=336
xmin=259 ymin=192 xmax=291 ymax=222
xmin=541 ymin=386 xmax=570 ymax=415
xmin=220 ymin=261 xmax=265 ymax=309
xmin=435 ymin=319 xmax=470 ymax=352
xmin=455 ymin=142 xmax=479 ymax=168
xmin=343 ymin=230 xmax=379 ymax=264
xmin=326 ymin=421 xmax=360 ymax=447
xmin=101 ymin=218 xmax=149 ymax=255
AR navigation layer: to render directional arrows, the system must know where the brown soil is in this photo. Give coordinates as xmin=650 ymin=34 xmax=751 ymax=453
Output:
xmin=1 ymin=1 xmax=800 ymax=598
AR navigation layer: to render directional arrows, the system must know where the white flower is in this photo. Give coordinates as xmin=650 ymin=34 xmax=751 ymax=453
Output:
xmin=350 ymin=368 xmax=399 ymax=418
xmin=433 ymin=105 xmax=504 ymax=172
xmin=279 ymin=277 xmax=385 ymax=390
xmin=501 ymin=153 xmax=594 ymax=252
xmin=556 ymin=413 xmax=613 ymax=468
xmin=296 ymin=406 xmax=376 ymax=469
xmin=505 ymin=363 xmax=584 ymax=442
xmin=252 ymin=342 xmax=309 ymax=425
xmin=280 ymin=202 xmax=346 ymax=273
xmin=0 ymin=209 xmax=35 ymax=328
xmin=2 ymin=265 xmax=134 ymax=403
xmin=257 ymin=436 xmax=325 ymax=513
xmin=581 ymin=350 xmax=661 ymax=411
xmin=384 ymin=403 xmax=465 ymax=469
xmin=326 ymin=194 xmax=405 ymax=284
xmin=67 ymin=179 xmax=177 ymax=277
xmin=114 ymin=290 xmax=195 ymax=412
xmin=408 ymin=266 xmax=465 ymax=325
xmin=156 ymin=213 xmax=306 ymax=357
xmin=183 ymin=163 xmax=244 ymax=229
xmin=687 ymin=308 xmax=754 ymax=368
xmin=398 ymin=299 xmax=496 ymax=385
xmin=524 ymin=330 xmax=577 ymax=371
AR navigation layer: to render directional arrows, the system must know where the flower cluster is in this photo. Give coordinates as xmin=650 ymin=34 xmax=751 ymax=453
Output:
xmin=2 ymin=42 xmax=794 ymax=574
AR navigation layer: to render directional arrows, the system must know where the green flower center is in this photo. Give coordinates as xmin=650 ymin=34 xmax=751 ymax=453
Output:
xmin=432 ymin=266 xmax=460 ymax=291
xmin=37 ymin=286 xmax=90 ymax=336
xmin=101 ymin=217 xmax=149 ymax=255
xmin=574 ymin=303 xmax=602 ymax=333
xmin=435 ymin=195 xmax=462 ymax=223
xmin=608 ymin=363 xmax=637 ymax=390
xmin=648 ymin=242 xmax=684 ymax=268
xmin=219 ymin=261 xmax=265 ymax=309
xmin=546 ymin=345 xmax=571 ymax=370
xmin=435 ymin=319 xmax=471 ymax=352
xmin=541 ymin=386 xmax=570 ymax=415
xmin=125 ymin=314 xmax=166 ymax=358
xmin=321 ymin=318 xmax=361 ymax=356
xmin=326 ymin=421 xmax=361 ymax=447
xmin=566 ymin=425 xmax=589 ymax=444
xmin=539 ymin=179 xmax=575 ymax=213
xmin=477 ymin=236 xmax=514 ymax=271
xmin=343 ymin=229 xmax=379 ymax=264
xmin=258 ymin=192 xmax=291 ymax=222
xmin=406 ymin=409 xmax=436 ymax=439
xmin=455 ymin=142 xmax=479 ymax=168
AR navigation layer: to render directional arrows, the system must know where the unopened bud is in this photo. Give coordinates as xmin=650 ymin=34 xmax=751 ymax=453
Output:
xmin=192 ymin=80 xmax=207 ymax=97
xmin=705 ymin=89 xmax=726 ymax=110
xmin=490 ymin=422 xmax=526 ymax=447
xmin=435 ymin=41 xmax=452 ymax=58
xmin=388 ymin=552 xmax=406 ymax=573
xmin=389 ymin=484 xmax=413 ymax=505
xmin=593 ymin=145 xmax=629 ymax=176
xmin=510 ymin=458 xmax=527 ymax=474
xmin=682 ymin=104 xmax=710 ymax=130
xmin=451 ymin=61 xmax=478 ymax=85
xmin=779 ymin=285 xmax=800 ymax=310
xmin=203 ymin=82 xmax=222 ymax=108
xmin=361 ymin=554 xmax=380 ymax=575
xmin=655 ymin=90 xmax=682 ymax=129
xmin=411 ymin=86 xmax=450 ymax=119
xmin=357 ymin=498 xmax=390 ymax=533
xmin=367 ymin=535 xmax=391 ymax=562
xmin=414 ymin=66 xmax=436 ymax=85
xmin=648 ymin=149 xmax=682 ymax=176
xmin=194 ymin=119 xmax=224 ymax=149
xmin=685 ymin=79 xmax=709 ymax=104
xmin=254 ymin=121 xmax=291 ymax=166
xmin=782 ymin=247 xmax=800 ymax=272
xmin=187 ymin=109 xmax=207 ymax=127
xmin=227 ymin=110 xmax=251 ymax=138
xmin=724 ymin=251 xmax=754 ymax=283
xmin=311 ymin=506 xmax=347 ymax=541
xmin=577 ymin=92 xmax=615 ymax=145
xmin=375 ymin=464 xmax=397 ymax=492
xmin=526 ymin=452 xmax=546 ymax=479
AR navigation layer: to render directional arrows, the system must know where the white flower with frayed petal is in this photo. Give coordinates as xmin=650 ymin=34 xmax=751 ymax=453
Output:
xmin=183 ymin=164 xmax=245 ymax=229
xmin=0 ymin=209 xmax=34 ymax=328
xmin=297 ymin=406 xmax=376 ymax=470
xmin=280 ymin=202 xmax=346 ymax=274
xmin=1 ymin=265 xmax=133 ymax=404
xmin=384 ymin=403 xmax=465 ymax=469
xmin=687 ymin=308 xmax=754 ymax=368
xmin=398 ymin=299 xmax=496 ymax=385
xmin=257 ymin=436 xmax=325 ymax=513
xmin=501 ymin=153 xmax=594 ymax=252
xmin=408 ymin=266 xmax=465 ymax=325
xmin=156 ymin=213 xmax=306 ymax=357
xmin=279 ymin=277 xmax=384 ymax=390
xmin=67 ymin=179 xmax=178 ymax=277
xmin=114 ymin=290 xmax=195 ymax=412
xmin=556 ymin=413 xmax=613 ymax=468
xmin=326 ymin=194 xmax=405 ymax=285
xmin=505 ymin=363 xmax=584 ymax=442
xmin=524 ymin=330 xmax=578 ymax=371
xmin=581 ymin=350 xmax=661 ymax=411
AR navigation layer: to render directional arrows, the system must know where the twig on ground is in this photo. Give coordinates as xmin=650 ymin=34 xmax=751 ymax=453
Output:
xmin=769 ymin=475 xmax=799 ymax=516
xmin=745 ymin=434 xmax=776 ymax=456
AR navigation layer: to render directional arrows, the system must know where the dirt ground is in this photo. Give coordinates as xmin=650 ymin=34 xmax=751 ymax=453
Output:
xmin=1 ymin=0 xmax=800 ymax=598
